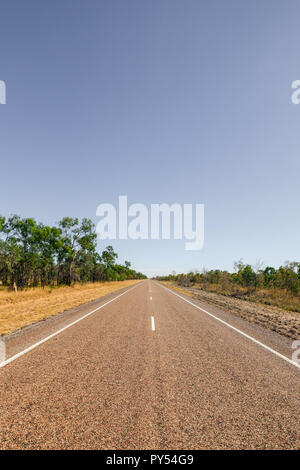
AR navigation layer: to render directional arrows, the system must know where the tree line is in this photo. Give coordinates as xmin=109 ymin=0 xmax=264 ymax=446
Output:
xmin=157 ymin=260 xmax=300 ymax=294
xmin=0 ymin=215 xmax=146 ymax=289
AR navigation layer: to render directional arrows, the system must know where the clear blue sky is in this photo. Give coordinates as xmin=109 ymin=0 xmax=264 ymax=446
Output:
xmin=0 ymin=0 xmax=299 ymax=277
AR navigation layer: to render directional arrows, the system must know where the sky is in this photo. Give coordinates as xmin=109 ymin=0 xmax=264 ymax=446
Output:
xmin=0 ymin=0 xmax=300 ymax=277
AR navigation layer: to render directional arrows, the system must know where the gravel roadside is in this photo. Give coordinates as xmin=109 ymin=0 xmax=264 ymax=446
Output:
xmin=161 ymin=282 xmax=300 ymax=340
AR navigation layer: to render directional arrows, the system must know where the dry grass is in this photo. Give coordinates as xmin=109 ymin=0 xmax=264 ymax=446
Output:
xmin=161 ymin=281 xmax=300 ymax=339
xmin=0 ymin=280 xmax=142 ymax=335
xmin=164 ymin=281 xmax=300 ymax=314
xmin=161 ymin=282 xmax=195 ymax=298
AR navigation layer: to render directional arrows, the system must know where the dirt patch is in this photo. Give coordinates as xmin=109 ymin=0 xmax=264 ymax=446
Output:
xmin=161 ymin=282 xmax=300 ymax=340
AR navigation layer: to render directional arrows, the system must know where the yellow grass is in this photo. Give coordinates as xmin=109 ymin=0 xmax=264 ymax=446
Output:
xmin=161 ymin=281 xmax=300 ymax=314
xmin=0 ymin=280 xmax=142 ymax=335
xmin=161 ymin=281 xmax=195 ymax=297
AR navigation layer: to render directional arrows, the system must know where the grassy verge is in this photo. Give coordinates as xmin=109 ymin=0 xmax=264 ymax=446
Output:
xmin=161 ymin=281 xmax=300 ymax=339
xmin=0 ymin=280 xmax=141 ymax=335
xmin=167 ymin=282 xmax=300 ymax=313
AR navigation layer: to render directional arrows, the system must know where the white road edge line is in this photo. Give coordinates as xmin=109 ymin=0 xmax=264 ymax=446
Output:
xmin=0 ymin=282 xmax=143 ymax=370
xmin=157 ymin=283 xmax=300 ymax=370
xmin=151 ymin=316 xmax=155 ymax=331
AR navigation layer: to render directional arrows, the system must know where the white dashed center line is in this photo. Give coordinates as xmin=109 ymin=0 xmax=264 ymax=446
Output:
xmin=151 ymin=316 xmax=155 ymax=331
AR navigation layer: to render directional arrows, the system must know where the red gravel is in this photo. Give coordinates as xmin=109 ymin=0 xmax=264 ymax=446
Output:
xmin=0 ymin=280 xmax=299 ymax=449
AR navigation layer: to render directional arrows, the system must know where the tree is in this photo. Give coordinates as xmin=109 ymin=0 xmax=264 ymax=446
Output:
xmin=240 ymin=265 xmax=257 ymax=289
xmin=58 ymin=217 xmax=97 ymax=285
xmin=0 ymin=214 xmax=146 ymax=288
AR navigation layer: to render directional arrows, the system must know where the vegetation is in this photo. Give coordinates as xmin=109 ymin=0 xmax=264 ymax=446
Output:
xmin=156 ymin=260 xmax=300 ymax=313
xmin=0 ymin=215 xmax=146 ymax=290
xmin=0 ymin=280 xmax=140 ymax=335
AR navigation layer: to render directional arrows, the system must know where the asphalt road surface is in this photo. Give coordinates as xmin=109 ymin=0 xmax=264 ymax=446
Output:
xmin=0 ymin=280 xmax=299 ymax=449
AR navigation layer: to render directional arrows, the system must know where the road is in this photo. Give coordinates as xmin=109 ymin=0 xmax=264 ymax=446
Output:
xmin=0 ymin=280 xmax=299 ymax=449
